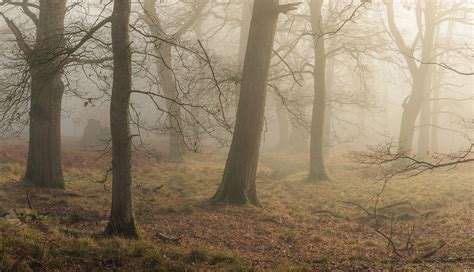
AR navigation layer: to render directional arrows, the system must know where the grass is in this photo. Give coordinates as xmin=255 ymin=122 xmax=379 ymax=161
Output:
xmin=0 ymin=145 xmax=473 ymax=270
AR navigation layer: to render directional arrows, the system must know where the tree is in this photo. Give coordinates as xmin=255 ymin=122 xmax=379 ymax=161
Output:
xmin=141 ymin=0 xmax=208 ymax=162
xmin=105 ymin=0 xmax=140 ymax=238
xmin=1 ymin=0 xmax=67 ymax=188
xmin=384 ymin=0 xmax=437 ymax=159
xmin=308 ymin=0 xmax=329 ymax=181
xmin=212 ymin=0 xmax=298 ymax=206
xmin=0 ymin=0 xmax=111 ymax=188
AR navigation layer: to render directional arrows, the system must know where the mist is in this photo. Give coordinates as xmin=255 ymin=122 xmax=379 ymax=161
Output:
xmin=0 ymin=0 xmax=473 ymax=270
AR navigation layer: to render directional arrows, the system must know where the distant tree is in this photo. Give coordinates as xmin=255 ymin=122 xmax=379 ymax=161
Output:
xmin=105 ymin=0 xmax=140 ymax=238
xmin=141 ymin=0 xmax=209 ymax=162
xmin=308 ymin=0 xmax=329 ymax=181
xmin=384 ymin=0 xmax=437 ymax=159
xmin=212 ymin=0 xmax=298 ymax=206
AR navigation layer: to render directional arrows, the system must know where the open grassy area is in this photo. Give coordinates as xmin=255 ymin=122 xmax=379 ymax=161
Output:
xmin=0 ymin=144 xmax=473 ymax=270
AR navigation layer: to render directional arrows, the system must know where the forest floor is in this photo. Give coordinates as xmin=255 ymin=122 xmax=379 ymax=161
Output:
xmin=0 ymin=141 xmax=473 ymax=271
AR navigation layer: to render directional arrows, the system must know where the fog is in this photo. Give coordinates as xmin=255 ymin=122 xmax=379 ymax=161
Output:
xmin=0 ymin=0 xmax=473 ymax=270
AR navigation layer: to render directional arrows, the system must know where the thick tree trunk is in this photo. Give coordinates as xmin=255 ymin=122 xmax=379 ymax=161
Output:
xmin=308 ymin=0 xmax=328 ymax=181
xmin=24 ymin=0 xmax=67 ymax=188
xmin=105 ymin=0 xmax=140 ymax=238
xmin=25 ymin=69 xmax=64 ymax=188
xmin=213 ymin=0 xmax=281 ymax=206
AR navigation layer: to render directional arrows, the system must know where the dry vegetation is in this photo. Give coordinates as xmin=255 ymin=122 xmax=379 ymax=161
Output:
xmin=0 ymin=143 xmax=473 ymax=271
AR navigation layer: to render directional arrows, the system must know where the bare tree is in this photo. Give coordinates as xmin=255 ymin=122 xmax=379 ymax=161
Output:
xmin=308 ymin=0 xmax=329 ymax=181
xmin=141 ymin=0 xmax=209 ymax=162
xmin=212 ymin=0 xmax=299 ymax=206
xmin=105 ymin=0 xmax=140 ymax=238
xmin=382 ymin=0 xmax=472 ymax=159
xmin=0 ymin=0 xmax=111 ymax=188
xmin=1 ymin=0 xmax=67 ymax=188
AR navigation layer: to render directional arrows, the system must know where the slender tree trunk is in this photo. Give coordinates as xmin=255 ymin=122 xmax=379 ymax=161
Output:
xmin=398 ymin=75 xmax=424 ymax=155
xmin=105 ymin=0 xmax=140 ymax=238
xmin=308 ymin=0 xmax=328 ymax=181
xmin=385 ymin=0 xmax=437 ymax=157
xmin=276 ymin=102 xmax=290 ymax=149
xmin=416 ymin=89 xmax=432 ymax=159
xmin=158 ymin=43 xmax=184 ymax=162
xmin=143 ymin=1 xmax=184 ymax=162
xmin=24 ymin=0 xmax=67 ymax=188
xmin=323 ymin=55 xmax=334 ymax=155
xmin=415 ymin=0 xmax=436 ymax=160
xmin=213 ymin=0 xmax=282 ymax=206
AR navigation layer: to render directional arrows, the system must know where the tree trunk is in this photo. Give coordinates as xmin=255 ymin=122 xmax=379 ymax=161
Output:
xmin=24 ymin=0 xmax=67 ymax=188
xmin=158 ymin=43 xmax=184 ymax=162
xmin=308 ymin=0 xmax=329 ymax=181
xmin=385 ymin=0 xmax=437 ymax=158
xmin=105 ymin=0 xmax=140 ymax=238
xmin=212 ymin=0 xmax=282 ymax=206
xmin=398 ymin=75 xmax=424 ymax=155
xmin=323 ymin=54 xmax=335 ymax=155
xmin=416 ymin=93 xmax=432 ymax=159
xmin=415 ymin=1 xmax=437 ymax=160
xmin=142 ymin=1 xmax=184 ymax=162
xmin=237 ymin=1 xmax=254 ymax=71
xmin=276 ymin=101 xmax=290 ymax=150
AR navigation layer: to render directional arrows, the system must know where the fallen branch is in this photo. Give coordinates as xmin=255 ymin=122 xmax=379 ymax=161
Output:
xmin=156 ymin=232 xmax=180 ymax=244
xmin=312 ymin=209 xmax=348 ymax=220
xmin=418 ymin=241 xmax=446 ymax=260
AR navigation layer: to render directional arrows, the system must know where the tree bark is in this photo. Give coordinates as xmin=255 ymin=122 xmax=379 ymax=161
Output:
xmin=24 ymin=0 xmax=67 ymax=188
xmin=308 ymin=0 xmax=329 ymax=181
xmin=212 ymin=0 xmax=282 ymax=206
xmin=105 ymin=0 xmax=140 ymax=238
